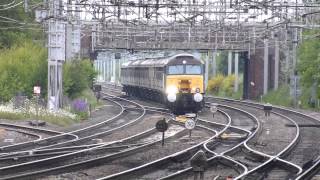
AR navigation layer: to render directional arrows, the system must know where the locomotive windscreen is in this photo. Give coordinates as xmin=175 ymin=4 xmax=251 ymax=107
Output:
xmin=167 ymin=65 xmax=202 ymax=75
xmin=168 ymin=65 xmax=184 ymax=74
xmin=186 ymin=65 xmax=202 ymax=74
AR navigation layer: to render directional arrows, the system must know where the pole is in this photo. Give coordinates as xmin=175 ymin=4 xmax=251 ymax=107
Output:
xmin=234 ymin=52 xmax=239 ymax=92
xmin=285 ymin=28 xmax=289 ymax=83
xmin=194 ymin=173 xmax=198 ymax=180
xmin=162 ymin=132 xmax=165 ymax=146
xmin=24 ymin=0 xmax=29 ymax=12
xmin=200 ymin=172 xmax=204 ymax=180
xmin=274 ymin=36 xmax=279 ymax=90
xmin=47 ymin=0 xmax=65 ymax=110
xmin=294 ymin=75 xmax=297 ymax=108
xmin=212 ymin=50 xmax=217 ymax=76
xmin=263 ymin=38 xmax=269 ymax=95
xmin=36 ymin=95 xmax=39 ymax=121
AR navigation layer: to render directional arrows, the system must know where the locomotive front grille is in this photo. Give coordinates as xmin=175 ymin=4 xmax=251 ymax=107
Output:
xmin=178 ymin=94 xmax=193 ymax=104
xmin=179 ymin=80 xmax=191 ymax=93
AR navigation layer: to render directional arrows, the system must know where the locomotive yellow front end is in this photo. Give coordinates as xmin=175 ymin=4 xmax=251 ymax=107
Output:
xmin=165 ymin=58 xmax=205 ymax=113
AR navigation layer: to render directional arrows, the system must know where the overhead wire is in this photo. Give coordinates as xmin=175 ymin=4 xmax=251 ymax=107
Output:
xmin=0 ymin=0 xmax=23 ymax=11
xmin=0 ymin=0 xmax=16 ymax=7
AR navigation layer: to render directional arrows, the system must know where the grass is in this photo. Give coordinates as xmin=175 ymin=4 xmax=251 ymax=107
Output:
xmin=0 ymin=111 xmax=79 ymax=127
xmin=77 ymin=88 xmax=104 ymax=110
xmin=0 ymin=88 xmax=102 ymax=127
xmin=262 ymin=85 xmax=320 ymax=111
xmin=261 ymin=85 xmax=293 ymax=107
xmin=0 ymin=111 xmax=25 ymax=120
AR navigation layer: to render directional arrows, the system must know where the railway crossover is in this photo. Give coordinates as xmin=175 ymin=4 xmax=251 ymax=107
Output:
xmin=0 ymin=84 xmax=319 ymax=179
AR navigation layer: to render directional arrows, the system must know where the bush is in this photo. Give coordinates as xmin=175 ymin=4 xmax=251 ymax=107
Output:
xmin=71 ymin=99 xmax=88 ymax=119
xmin=207 ymin=74 xmax=224 ymax=94
xmin=207 ymin=74 xmax=244 ymax=99
xmin=63 ymin=59 xmax=97 ymax=98
xmin=262 ymin=85 xmax=293 ymax=107
xmin=0 ymin=41 xmax=47 ymax=102
xmin=221 ymin=75 xmax=235 ymax=96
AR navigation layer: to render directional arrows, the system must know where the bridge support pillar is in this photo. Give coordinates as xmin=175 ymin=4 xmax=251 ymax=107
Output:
xmin=212 ymin=51 xmax=217 ymax=76
xmin=234 ymin=52 xmax=239 ymax=92
xmin=108 ymin=59 xmax=112 ymax=82
xmin=112 ymin=59 xmax=116 ymax=83
xmin=274 ymin=37 xmax=279 ymax=90
xmin=103 ymin=61 xmax=106 ymax=81
xmin=205 ymin=53 xmax=209 ymax=89
xmin=263 ymin=38 xmax=269 ymax=95
xmin=228 ymin=51 xmax=232 ymax=75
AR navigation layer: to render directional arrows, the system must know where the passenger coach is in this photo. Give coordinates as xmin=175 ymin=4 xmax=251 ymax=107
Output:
xmin=121 ymin=54 xmax=205 ymax=113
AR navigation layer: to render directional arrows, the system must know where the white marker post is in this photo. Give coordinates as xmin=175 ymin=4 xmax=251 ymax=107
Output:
xmin=33 ymin=86 xmax=41 ymax=123
xmin=210 ymin=103 xmax=218 ymax=119
xmin=185 ymin=118 xmax=196 ymax=138
xmin=263 ymin=103 xmax=272 ymax=121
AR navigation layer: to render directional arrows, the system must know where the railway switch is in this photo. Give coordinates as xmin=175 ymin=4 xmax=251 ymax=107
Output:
xmin=190 ymin=150 xmax=208 ymax=180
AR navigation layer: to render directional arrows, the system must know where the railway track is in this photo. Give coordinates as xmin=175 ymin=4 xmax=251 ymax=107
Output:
xmin=0 ymin=93 xmax=137 ymax=156
xmin=0 ymin=89 xmax=193 ymax=179
xmin=1 ymin=83 xmax=319 ymax=179
xmin=99 ymin=83 xmax=320 ymax=179
xmin=0 ymin=93 xmax=146 ymax=159
xmin=208 ymin=97 xmax=320 ymax=179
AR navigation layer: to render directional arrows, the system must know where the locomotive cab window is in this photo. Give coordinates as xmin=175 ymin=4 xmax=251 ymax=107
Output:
xmin=186 ymin=65 xmax=202 ymax=74
xmin=168 ymin=65 xmax=184 ymax=74
xmin=167 ymin=65 xmax=202 ymax=75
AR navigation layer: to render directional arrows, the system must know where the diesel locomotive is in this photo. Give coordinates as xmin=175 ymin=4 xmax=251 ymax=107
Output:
xmin=120 ymin=54 xmax=205 ymax=113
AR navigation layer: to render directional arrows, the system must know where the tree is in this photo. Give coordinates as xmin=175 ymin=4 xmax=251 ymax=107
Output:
xmin=63 ymin=59 xmax=97 ymax=98
xmin=0 ymin=41 xmax=47 ymax=101
xmin=0 ymin=0 xmax=43 ymax=49
xmin=298 ymin=30 xmax=320 ymax=98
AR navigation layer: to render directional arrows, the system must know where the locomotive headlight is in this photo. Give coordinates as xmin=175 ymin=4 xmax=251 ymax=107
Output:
xmin=193 ymin=93 xmax=203 ymax=102
xmin=166 ymin=86 xmax=178 ymax=94
xmin=167 ymin=93 xmax=177 ymax=102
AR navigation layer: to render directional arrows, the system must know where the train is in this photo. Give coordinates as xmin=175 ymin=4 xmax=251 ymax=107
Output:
xmin=120 ymin=53 xmax=205 ymax=114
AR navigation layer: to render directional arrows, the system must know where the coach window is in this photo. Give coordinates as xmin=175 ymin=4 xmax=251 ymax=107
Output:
xmin=186 ymin=65 xmax=202 ymax=74
xmin=168 ymin=65 xmax=184 ymax=74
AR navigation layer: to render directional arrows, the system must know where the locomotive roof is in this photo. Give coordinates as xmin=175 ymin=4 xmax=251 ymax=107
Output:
xmin=121 ymin=54 xmax=203 ymax=68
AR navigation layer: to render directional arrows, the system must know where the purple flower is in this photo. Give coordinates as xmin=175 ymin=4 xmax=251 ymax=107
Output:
xmin=72 ymin=99 xmax=87 ymax=112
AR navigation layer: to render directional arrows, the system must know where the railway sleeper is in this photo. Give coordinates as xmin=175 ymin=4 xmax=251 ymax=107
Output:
xmin=240 ymin=148 xmax=267 ymax=163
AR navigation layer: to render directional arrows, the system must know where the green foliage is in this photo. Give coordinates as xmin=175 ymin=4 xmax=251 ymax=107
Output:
xmin=0 ymin=0 xmax=44 ymax=49
xmin=63 ymin=59 xmax=97 ymax=98
xmin=0 ymin=41 xmax=47 ymax=101
xmin=207 ymin=74 xmax=224 ymax=94
xmin=221 ymin=75 xmax=235 ymax=96
xmin=298 ymin=30 xmax=320 ymax=87
xmin=215 ymin=51 xmax=245 ymax=75
xmin=78 ymin=88 xmax=102 ymax=109
xmin=0 ymin=111 xmax=79 ymax=127
xmin=216 ymin=51 xmax=229 ymax=75
xmin=297 ymin=29 xmax=320 ymax=108
xmin=207 ymin=74 xmax=243 ymax=99
xmin=262 ymin=85 xmax=293 ymax=107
